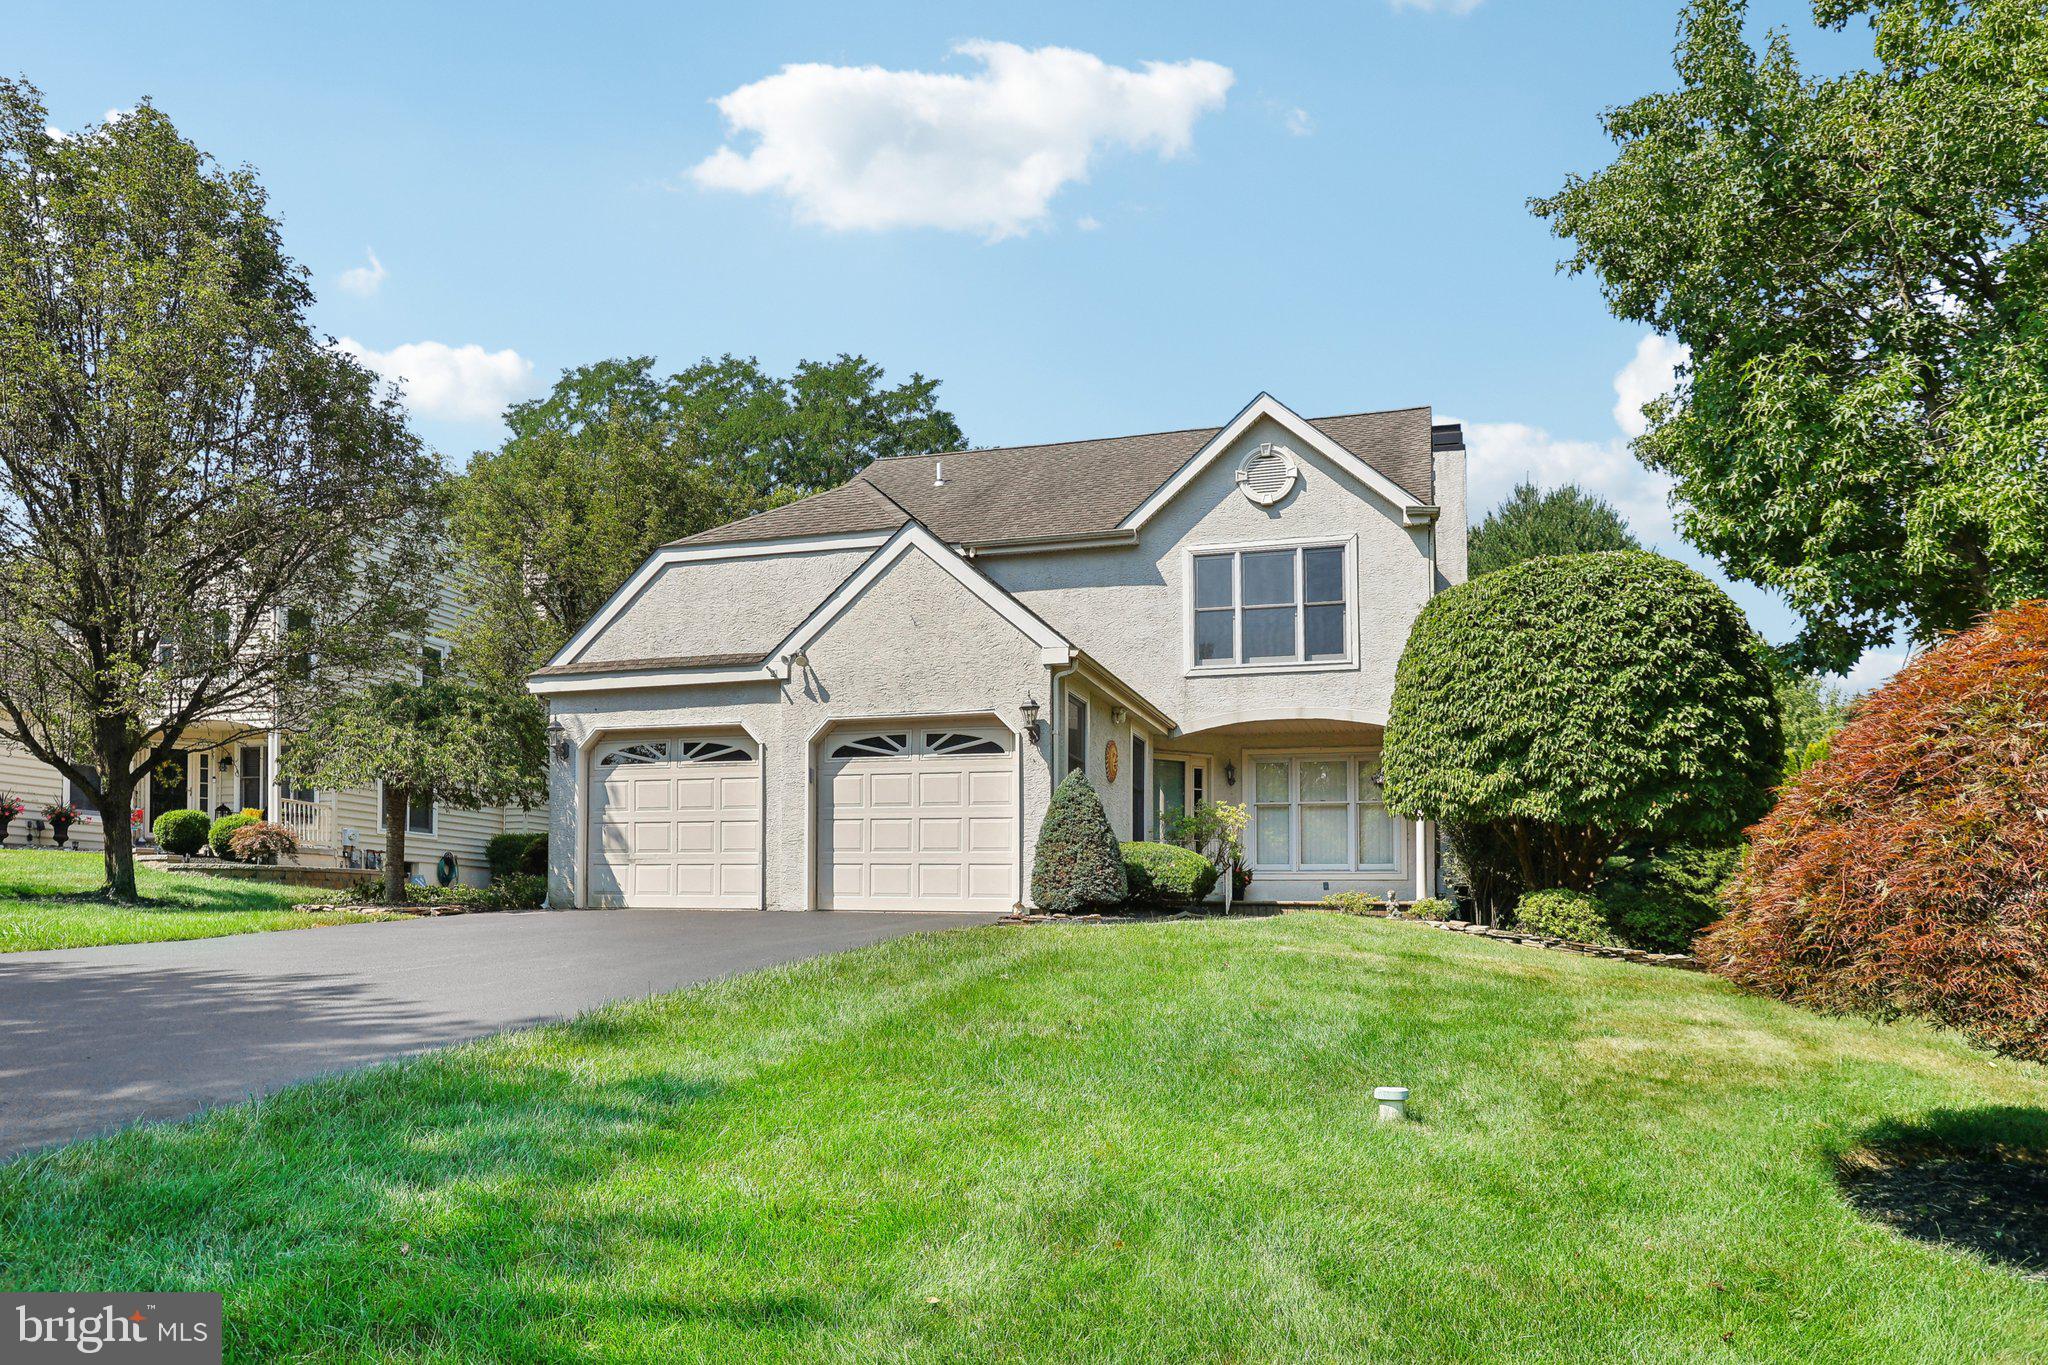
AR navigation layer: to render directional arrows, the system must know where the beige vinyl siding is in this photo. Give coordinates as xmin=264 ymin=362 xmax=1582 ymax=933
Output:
xmin=0 ymin=741 xmax=109 ymax=851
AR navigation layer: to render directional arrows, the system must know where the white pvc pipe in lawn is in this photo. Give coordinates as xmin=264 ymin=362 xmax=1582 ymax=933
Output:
xmin=1374 ymin=1086 xmax=1409 ymax=1122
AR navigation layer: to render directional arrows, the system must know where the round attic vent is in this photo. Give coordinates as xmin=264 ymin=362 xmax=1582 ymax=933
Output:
xmin=1236 ymin=443 xmax=1299 ymax=506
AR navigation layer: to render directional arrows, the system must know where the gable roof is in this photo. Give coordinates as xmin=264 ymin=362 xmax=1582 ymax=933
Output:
xmin=671 ymin=400 xmax=1440 ymax=550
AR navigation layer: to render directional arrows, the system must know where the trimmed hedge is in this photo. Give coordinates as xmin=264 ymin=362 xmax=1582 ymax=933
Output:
xmin=152 ymin=809 xmax=211 ymax=857
xmin=487 ymin=831 xmax=546 ymax=882
xmin=1031 ymin=771 xmax=1127 ymax=912
xmin=208 ymin=811 xmax=260 ymax=861
xmin=1514 ymin=889 xmax=1623 ymax=947
xmin=1121 ymin=841 xmax=1218 ymax=907
xmin=518 ymin=833 xmax=548 ymax=878
xmin=1383 ymin=552 xmax=1780 ymax=890
xmin=1598 ymin=843 xmax=1742 ymax=954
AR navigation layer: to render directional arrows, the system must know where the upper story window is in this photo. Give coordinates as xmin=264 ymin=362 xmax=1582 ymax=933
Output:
xmin=1190 ymin=539 xmax=1353 ymax=672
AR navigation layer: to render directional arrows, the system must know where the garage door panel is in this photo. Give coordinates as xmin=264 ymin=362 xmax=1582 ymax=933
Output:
xmin=590 ymin=737 xmax=760 ymax=909
xmin=820 ymin=727 xmax=1017 ymax=911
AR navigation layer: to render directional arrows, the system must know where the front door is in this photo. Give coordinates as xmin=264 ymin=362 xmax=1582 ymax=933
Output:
xmin=149 ymin=753 xmax=189 ymax=829
xmin=1151 ymin=756 xmax=1210 ymax=841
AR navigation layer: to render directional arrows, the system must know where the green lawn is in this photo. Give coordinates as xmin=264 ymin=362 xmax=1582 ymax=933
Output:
xmin=0 ymin=849 xmax=394 ymax=952
xmin=2 ymin=914 xmax=2044 ymax=1362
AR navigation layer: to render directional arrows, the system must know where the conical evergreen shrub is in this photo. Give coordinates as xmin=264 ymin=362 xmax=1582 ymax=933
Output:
xmin=1031 ymin=770 xmax=1128 ymax=912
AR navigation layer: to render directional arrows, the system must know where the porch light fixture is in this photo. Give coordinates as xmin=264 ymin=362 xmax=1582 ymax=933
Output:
xmin=1224 ymin=762 xmax=1237 ymax=786
xmin=546 ymin=716 xmax=569 ymax=763
xmin=218 ymin=752 xmax=235 ymax=775
xmin=1019 ymin=696 xmax=1042 ymax=742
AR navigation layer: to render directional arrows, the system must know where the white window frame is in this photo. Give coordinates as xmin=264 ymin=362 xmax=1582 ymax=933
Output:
xmin=1065 ymin=694 xmax=1088 ymax=778
xmin=1184 ymin=534 xmax=1359 ymax=676
xmin=1149 ymin=753 xmax=1211 ymax=841
xmin=377 ymin=781 xmax=437 ymax=836
xmin=1244 ymin=749 xmax=1404 ymax=877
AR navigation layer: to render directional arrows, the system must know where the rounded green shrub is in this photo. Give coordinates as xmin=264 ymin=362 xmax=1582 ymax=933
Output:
xmin=1031 ymin=771 xmax=1128 ymax=912
xmin=517 ymin=833 xmax=548 ymax=878
xmin=1121 ymin=841 xmax=1218 ymax=907
xmin=1383 ymin=552 xmax=1780 ymax=891
xmin=1514 ymin=889 xmax=1622 ymax=946
xmin=487 ymin=831 xmax=545 ymax=881
xmin=208 ymin=810 xmax=260 ymax=861
xmin=1405 ymin=896 xmax=1456 ymax=920
xmin=1598 ymin=843 xmax=1742 ymax=953
xmin=152 ymin=808 xmax=211 ymax=857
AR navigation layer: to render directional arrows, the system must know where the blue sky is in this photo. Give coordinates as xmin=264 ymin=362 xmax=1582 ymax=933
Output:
xmin=12 ymin=0 xmax=1895 ymax=684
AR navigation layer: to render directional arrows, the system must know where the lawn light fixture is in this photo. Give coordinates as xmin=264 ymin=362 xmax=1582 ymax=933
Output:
xmin=1374 ymin=1086 xmax=1409 ymax=1123
xmin=1020 ymin=696 xmax=1042 ymax=742
xmin=546 ymin=715 xmax=569 ymax=763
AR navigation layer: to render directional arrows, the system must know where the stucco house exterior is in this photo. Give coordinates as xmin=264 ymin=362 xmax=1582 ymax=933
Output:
xmin=531 ymin=393 xmax=1466 ymax=912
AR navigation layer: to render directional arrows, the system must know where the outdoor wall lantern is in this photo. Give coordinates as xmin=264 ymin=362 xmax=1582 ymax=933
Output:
xmin=546 ymin=716 xmax=569 ymax=763
xmin=1020 ymin=696 xmax=1042 ymax=742
xmin=218 ymin=752 xmax=235 ymax=774
xmin=1224 ymin=762 xmax=1238 ymax=786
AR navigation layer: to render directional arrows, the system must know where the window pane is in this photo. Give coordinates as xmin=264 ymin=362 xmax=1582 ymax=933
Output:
xmin=1194 ymin=609 xmax=1234 ymax=666
xmin=409 ymin=799 xmax=433 ymax=834
xmin=1254 ymin=760 xmax=1289 ymax=803
xmin=1242 ymin=607 xmax=1295 ymax=662
xmin=1153 ymin=759 xmax=1186 ymax=839
xmin=1303 ymin=547 xmax=1344 ymax=604
xmin=1066 ymin=699 xmax=1087 ymax=776
xmin=1241 ymin=550 xmax=1295 ymax=607
xmin=1359 ymin=802 xmax=1398 ymax=868
xmin=1301 ymin=805 xmax=1349 ymax=865
xmin=1305 ymin=604 xmax=1346 ymax=661
xmin=1299 ymin=759 xmax=1347 ymax=802
xmin=1193 ymin=554 xmax=1234 ymax=609
xmin=1255 ymin=805 xmax=1291 ymax=865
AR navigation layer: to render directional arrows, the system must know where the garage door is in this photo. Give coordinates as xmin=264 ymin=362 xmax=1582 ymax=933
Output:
xmin=820 ymin=727 xmax=1016 ymax=911
xmin=590 ymin=736 xmax=761 ymax=908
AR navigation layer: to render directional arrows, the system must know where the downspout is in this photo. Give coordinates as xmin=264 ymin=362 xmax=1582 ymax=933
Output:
xmin=1030 ymin=655 xmax=1081 ymax=912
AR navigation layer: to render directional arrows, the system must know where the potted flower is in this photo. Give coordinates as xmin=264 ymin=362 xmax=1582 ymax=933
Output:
xmin=42 ymin=801 xmax=78 ymax=848
xmin=0 ymin=793 xmax=21 ymax=845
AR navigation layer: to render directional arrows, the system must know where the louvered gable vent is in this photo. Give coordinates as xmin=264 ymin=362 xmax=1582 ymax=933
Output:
xmin=1236 ymin=443 xmax=1299 ymax=506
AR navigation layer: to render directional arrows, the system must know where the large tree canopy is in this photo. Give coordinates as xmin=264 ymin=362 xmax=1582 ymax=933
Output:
xmin=451 ymin=353 xmax=963 ymax=684
xmin=1534 ymin=0 xmax=2048 ymax=671
xmin=1383 ymin=552 xmax=1781 ymax=891
xmin=0 ymin=80 xmax=442 ymax=899
xmin=1468 ymin=481 xmax=1640 ymax=577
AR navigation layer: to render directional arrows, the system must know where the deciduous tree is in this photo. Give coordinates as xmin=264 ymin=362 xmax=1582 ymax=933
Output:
xmin=0 ymin=81 xmax=441 ymax=900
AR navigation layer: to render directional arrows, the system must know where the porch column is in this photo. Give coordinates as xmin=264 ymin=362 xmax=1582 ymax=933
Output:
xmin=266 ymin=728 xmax=281 ymax=820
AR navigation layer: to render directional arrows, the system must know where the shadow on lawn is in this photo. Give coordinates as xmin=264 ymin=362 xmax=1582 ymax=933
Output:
xmin=1838 ymin=1107 xmax=2048 ymax=1280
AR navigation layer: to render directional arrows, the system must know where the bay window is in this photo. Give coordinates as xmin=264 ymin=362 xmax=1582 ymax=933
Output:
xmin=1190 ymin=540 xmax=1352 ymax=670
xmin=1247 ymin=754 xmax=1401 ymax=875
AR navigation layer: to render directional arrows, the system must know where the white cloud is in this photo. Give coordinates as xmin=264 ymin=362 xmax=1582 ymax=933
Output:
xmin=1284 ymin=107 xmax=1314 ymax=137
xmin=1390 ymin=0 xmax=1485 ymax=12
xmin=1459 ymin=419 xmax=1682 ymax=549
xmin=1826 ymin=649 xmax=1911 ymax=697
xmin=334 ymin=338 xmax=537 ymax=424
xmin=1075 ymin=214 xmax=1102 ymax=232
xmin=336 ymin=248 xmax=387 ymax=298
xmin=691 ymin=41 xmax=1233 ymax=239
xmin=1612 ymin=333 xmax=1689 ymax=438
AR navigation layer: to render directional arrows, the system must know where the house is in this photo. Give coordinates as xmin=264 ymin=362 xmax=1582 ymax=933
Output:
xmin=0 ymin=574 xmax=545 ymax=888
xmin=531 ymin=393 xmax=1467 ymax=911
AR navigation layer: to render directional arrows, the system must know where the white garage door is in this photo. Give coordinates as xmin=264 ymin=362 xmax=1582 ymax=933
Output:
xmin=590 ymin=736 xmax=761 ymax=909
xmin=820 ymin=727 xmax=1016 ymax=911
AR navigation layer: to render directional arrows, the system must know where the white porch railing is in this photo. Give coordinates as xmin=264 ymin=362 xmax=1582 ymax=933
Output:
xmin=278 ymin=797 xmax=335 ymax=850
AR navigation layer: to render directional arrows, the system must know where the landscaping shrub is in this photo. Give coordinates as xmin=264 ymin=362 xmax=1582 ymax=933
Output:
xmin=1383 ymin=552 xmax=1780 ymax=891
xmin=1031 ymin=771 xmax=1127 ymax=912
xmin=1598 ymin=843 xmax=1742 ymax=953
xmin=1405 ymin=896 xmax=1456 ymax=920
xmin=208 ymin=811 xmax=260 ymax=860
xmin=1319 ymin=891 xmax=1381 ymax=916
xmin=1701 ymin=601 xmax=2048 ymax=1062
xmin=1442 ymin=819 xmax=1521 ymax=925
xmin=487 ymin=831 xmax=547 ymax=882
xmin=151 ymin=808 xmax=211 ymax=857
xmin=482 ymin=873 xmax=548 ymax=910
xmin=1121 ymin=841 xmax=1218 ymax=907
xmin=517 ymin=832 xmax=549 ymax=877
xmin=1514 ymin=889 xmax=1623 ymax=947
xmin=227 ymin=821 xmax=299 ymax=865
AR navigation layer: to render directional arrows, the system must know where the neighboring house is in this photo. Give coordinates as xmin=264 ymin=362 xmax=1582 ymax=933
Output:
xmin=531 ymin=393 xmax=1467 ymax=911
xmin=0 ymin=575 xmax=544 ymax=888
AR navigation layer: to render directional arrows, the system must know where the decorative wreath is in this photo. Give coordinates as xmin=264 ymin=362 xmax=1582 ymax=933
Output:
xmin=436 ymin=851 xmax=459 ymax=887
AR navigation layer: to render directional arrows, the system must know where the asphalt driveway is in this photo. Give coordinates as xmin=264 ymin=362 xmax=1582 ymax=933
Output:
xmin=0 ymin=908 xmax=996 ymax=1160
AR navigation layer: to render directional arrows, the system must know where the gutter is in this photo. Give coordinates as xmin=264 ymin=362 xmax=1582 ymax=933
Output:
xmin=963 ymin=529 xmax=1140 ymax=558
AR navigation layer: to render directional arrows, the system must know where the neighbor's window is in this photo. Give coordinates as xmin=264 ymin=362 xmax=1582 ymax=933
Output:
xmin=67 ymin=764 xmax=100 ymax=815
xmin=1066 ymin=696 xmax=1088 ymax=777
xmin=1192 ymin=543 xmax=1349 ymax=668
xmin=285 ymin=607 xmax=315 ymax=681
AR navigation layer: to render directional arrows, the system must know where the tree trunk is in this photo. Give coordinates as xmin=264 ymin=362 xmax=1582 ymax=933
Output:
xmin=100 ymin=772 xmax=139 ymax=902
xmin=384 ymin=785 xmax=409 ymax=905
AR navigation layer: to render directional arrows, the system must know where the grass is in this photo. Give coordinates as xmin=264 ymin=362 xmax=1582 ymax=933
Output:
xmin=2 ymin=913 xmax=2046 ymax=1362
xmin=0 ymin=849 xmax=394 ymax=952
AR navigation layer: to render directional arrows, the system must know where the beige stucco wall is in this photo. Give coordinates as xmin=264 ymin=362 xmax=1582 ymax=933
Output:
xmin=571 ymin=546 xmax=875 ymax=666
xmin=546 ymin=545 xmax=1058 ymax=910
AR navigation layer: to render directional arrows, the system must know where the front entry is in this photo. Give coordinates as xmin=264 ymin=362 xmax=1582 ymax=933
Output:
xmin=148 ymin=753 xmax=189 ymax=830
xmin=819 ymin=726 xmax=1016 ymax=911
xmin=589 ymin=735 xmax=762 ymax=909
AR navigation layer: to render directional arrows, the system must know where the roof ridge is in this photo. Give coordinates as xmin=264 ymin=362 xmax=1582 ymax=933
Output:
xmin=867 ymin=404 xmax=1434 ymax=464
